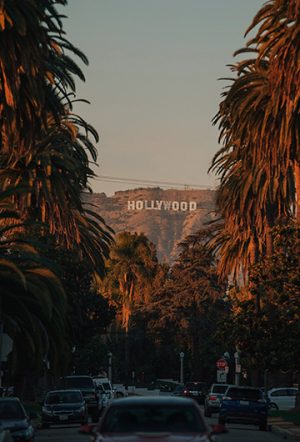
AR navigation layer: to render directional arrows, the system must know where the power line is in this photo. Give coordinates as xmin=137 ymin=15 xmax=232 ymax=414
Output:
xmin=95 ymin=175 xmax=215 ymax=190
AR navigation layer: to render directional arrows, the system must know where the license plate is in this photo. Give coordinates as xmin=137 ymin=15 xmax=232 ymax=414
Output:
xmin=240 ymin=400 xmax=249 ymax=405
xmin=59 ymin=415 xmax=68 ymax=421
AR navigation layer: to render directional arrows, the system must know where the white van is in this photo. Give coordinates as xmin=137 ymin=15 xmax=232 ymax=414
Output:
xmin=93 ymin=377 xmax=114 ymax=408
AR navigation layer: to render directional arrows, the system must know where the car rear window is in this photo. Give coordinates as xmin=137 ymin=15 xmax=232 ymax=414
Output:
xmin=185 ymin=383 xmax=206 ymax=391
xmin=212 ymin=385 xmax=228 ymax=394
xmin=101 ymin=405 xmax=206 ymax=433
xmin=227 ymin=388 xmax=262 ymax=400
xmin=0 ymin=401 xmax=25 ymax=419
xmin=46 ymin=391 xmax=83 ymax=404
xmin=64 ymin=377 xmax=94 ymax=389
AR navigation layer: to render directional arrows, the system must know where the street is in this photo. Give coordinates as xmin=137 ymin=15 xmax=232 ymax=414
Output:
xmin=35 ymin=413 xmax=284 ymax=442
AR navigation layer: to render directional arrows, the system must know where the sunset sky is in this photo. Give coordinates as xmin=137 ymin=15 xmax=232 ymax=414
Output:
xmin=63 ymin=0 xmax=263 ymax=195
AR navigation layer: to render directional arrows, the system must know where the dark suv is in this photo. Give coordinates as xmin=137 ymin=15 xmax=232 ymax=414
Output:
xmin=219 ymin=385 xmax=268 ymax=430
xmin=59 ymin=375 xmax=99 ymax=422
xmin=182 ymin=382 xmax=208 ymax=404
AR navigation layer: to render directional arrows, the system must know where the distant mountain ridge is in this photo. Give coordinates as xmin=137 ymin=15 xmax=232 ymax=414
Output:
xmin=84 ymin=187 xmax=216 ymax=262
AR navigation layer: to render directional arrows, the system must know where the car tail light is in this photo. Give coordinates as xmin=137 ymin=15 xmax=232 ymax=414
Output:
xmin=209 ymin=395 xmax=218 ymax=401
xmin=183 ymin=390 xmax=188 ymax=394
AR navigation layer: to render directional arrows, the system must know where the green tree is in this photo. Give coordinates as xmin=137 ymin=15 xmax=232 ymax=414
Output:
xmin=139 ymin=228 xmax=228 ymax=381
xmin=219 ymin=222 xmax=300 ymax=385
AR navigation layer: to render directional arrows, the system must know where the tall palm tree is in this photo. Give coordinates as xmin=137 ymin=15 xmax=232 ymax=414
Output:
xmin=210 ymin=0 xmax=299 ymax=279
xmin=0 ymin=189 xmax=67 ymax=380
xmin=102 ymin=232 xmax=158 ymax=332
xmin=0 ymin=0 xmax=88 ymax=162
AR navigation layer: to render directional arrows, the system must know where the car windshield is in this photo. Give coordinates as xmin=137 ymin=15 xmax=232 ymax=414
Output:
xmin=64 ymin=377 xmax=94 ymax=388
xmin=212 ymin=385 xmax=228 ymax=394
xmin=45 ymin=392 xmax=82 ymax=404
xmin=227 ymin=388 xmax=262 ymax=400
xmin=101 ymin=404 xmax=206 ymax=433
xmin=0 ymin=401 xmax=25 ymax=420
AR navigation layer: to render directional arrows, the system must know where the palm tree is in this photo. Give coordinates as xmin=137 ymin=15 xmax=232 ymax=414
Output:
xmin=0 ymin=1 xmax=113 ymax=273
xmin=102 ymin=232 xmax=158 ymax=332
xmin=0 ymin=0 xmax=87 ymax=162
xmin=210 ymin=0 xmax=299 ymax=279
xmin=0 ymin=189 xmax=67 ymax=391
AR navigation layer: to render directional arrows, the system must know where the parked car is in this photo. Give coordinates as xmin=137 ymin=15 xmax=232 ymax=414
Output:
xmin=204 ymin=383 xmax=231 ymax=417
xmin=219 ymin=385 xmax=268 ymax=430
xmin=113 ymin=384 xmax=128 ymax=398
xmin=147 ymin=379 xmax=181 ymax=393
xmin=182 ymin=381 xmax=208 ymax=404
xmin=267 ymin=387 xmax=298 ymax=410
xmin=172 ymin=384 xmax=184 ymax=396
xmin=0 ymin=397 xmax=35 ymax=441
xmin=59 ymin=375 xmax=99 ymax=422
xmin=80 ymin=396 xmax=220 ymax=442
xmin=93 ymin=377 xmax=114 ymax=408
xmin=41 ymin=389 xmax=88 ymax=428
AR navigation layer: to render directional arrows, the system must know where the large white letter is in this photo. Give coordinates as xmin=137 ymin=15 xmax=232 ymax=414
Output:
xmin=136 ymin=200 xmax=143 ymax=210
xmin=163 ymin=201 xmax=172 ymax=210
xmin=156 ymin=201 xmax=163 ymax=210
xmin=128 ymin=201 xmax=135 ymax=210
xmin=172 ymin=201 xmax=179 ymax=211
xmin=180 ymin=202 xmax=188 ymax=211
xmin=189 ymin=201 xmax=197 ymax=211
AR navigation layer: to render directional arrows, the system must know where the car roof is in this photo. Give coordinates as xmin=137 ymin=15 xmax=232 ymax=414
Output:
xmin=64 ymin=375 xmax=92 ymax=378
xmin=46 ymin=389 xmax=82 ymax=394
xmin=0 ymin=397 xmax=21 ymax=402
xmin=108 ymin=396 xmax=198 ymax=406
xmin=227 ymin=385 xmax=262 ymax=390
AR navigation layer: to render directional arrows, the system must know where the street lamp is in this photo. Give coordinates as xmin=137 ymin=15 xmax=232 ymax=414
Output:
xmin=234 ymin=349 xmax=241 ymax=386
xmin=108 ymin=352 xmax=112 ymax=382
xmin=179 ymin=352 xmax=185 ymax=384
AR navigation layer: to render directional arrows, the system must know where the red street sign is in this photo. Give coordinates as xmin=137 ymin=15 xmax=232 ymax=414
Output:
xmin=216 ymin=358 xmax=227 ymax=370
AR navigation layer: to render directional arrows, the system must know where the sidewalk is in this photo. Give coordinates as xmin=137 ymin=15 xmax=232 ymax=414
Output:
xmin=269 ymin=417 xmax=300 ymax=440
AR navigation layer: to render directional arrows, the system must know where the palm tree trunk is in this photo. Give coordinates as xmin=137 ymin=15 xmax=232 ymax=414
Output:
xmin=295 ymin=161 xmax=300 ymax=223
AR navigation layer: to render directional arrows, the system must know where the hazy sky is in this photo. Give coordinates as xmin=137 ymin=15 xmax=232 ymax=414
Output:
xmin=62 ymin=0 xmax=263 ymax=195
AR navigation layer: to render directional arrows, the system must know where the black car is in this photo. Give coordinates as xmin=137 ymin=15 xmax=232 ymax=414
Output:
xmin=41 ymin=389 xmax=88 ymax=428
xmin=182 ymin=381 xmax=208 ymax=404
xmin=59 ymin=375 xmax=99 ymax=421
xmin=0 ymin=397 xmax=35 ymax=441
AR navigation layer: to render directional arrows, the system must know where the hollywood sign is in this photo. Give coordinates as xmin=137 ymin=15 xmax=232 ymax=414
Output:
xmin=128 ymin=200 xmax=197 ymax=211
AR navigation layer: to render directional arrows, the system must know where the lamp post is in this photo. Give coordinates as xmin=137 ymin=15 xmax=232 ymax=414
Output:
xmin=108 ymin=352 xmax=112 ymax=382
xmin=234 ymin=350 xmax=241 ymax=385
xmin=179 ymin=352 xmax=185 ymax=384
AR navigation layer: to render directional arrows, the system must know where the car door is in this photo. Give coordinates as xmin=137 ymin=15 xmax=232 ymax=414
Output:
xmin=270 ymin=389 xmax=290 ymax=410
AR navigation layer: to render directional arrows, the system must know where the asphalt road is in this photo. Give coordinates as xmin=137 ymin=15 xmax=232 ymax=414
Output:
xmin=35 ymin=425 xmax=89 ymax=442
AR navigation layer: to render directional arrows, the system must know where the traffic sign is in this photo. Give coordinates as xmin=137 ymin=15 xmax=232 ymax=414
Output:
xmin=217 ymin=370 xmax=227 ymax=383
xmin=216 ymin=358 xmax=227 ymax=370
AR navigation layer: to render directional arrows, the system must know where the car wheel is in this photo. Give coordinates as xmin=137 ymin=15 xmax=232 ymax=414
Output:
xmin=204 ymin=408 xmax=211 ymax=417
xmin=259 ymin=421 xmax=267 ymax=431
xmin=269 ymin=402 xmax=278 ymax=410
xmin=92 ymin=411 xmax=100 ymax=423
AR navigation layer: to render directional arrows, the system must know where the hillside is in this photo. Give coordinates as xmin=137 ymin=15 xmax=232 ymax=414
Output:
xmin=84 ymin=187 xmax=216 ymax=262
